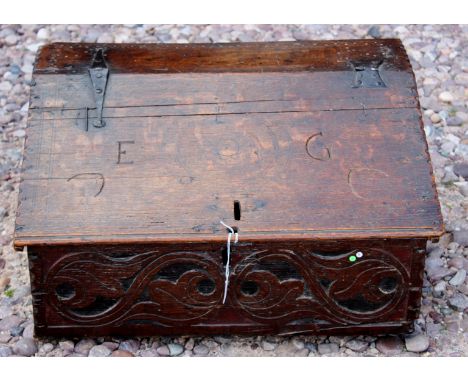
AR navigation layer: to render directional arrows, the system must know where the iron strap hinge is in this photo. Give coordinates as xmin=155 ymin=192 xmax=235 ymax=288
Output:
xmin=351 ymin=61 xmax=386 ymax=88
xmin=88 ymin=48 xmax=109 ymax=128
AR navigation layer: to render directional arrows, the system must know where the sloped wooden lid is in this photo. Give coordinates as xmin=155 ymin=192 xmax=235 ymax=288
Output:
xmin=15 ymin=40 xmax=443 ymax=247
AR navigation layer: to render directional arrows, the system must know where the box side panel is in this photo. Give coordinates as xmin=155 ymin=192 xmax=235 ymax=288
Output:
xmin=30 ymin=239 xmax=425 ymax=337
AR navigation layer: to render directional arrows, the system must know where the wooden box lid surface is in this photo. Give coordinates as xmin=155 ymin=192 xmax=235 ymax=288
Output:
xmin=15 ymin=40 xmax=443 ymax=248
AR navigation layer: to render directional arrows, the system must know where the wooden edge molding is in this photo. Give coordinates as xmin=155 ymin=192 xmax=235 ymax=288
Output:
xmin=33 ymin=39 xmax=412 ymax=74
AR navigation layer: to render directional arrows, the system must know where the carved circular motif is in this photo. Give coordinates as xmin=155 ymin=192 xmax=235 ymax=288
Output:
xmin=175 ymin=125 xmax=290 ymax=178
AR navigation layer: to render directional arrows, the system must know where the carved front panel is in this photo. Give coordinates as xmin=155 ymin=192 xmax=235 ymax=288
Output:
xmin=30 ymin=241 xmax=423 ymax=336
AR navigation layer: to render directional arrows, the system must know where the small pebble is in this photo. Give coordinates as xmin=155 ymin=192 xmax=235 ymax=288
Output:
xmin=75 ymin=339 xmax=96 ymax=355
xmin=184 ymin=338 xmax=195 ymax=351
xmin=59 ymin=340 xmax=75 ymax=353
xmin=438 ymin=91 xmax=454 ymax=103
xmin=193 ymin=344 xmax=209 ymax=356
xmin=405 ymin=334 xmax=430 ymax=352
xmin=10 ymin=326 xmax=24 ymax=337
xmin=430 ymin=113 xmax=441 ymax=124
xmin=22 ymin=323 xmax=34 ymax=339
xmin=317 ymin=343 xmax=339 ymax=355
xmin=12 ymin=338 xmax=37 ymax=356
xmin=88 ymin=344 xmax=112 ymax=357
xmin=261 ymin=340 xmax=277 ymax=351
xmin=168 ymin=343 xmax=184 ymax=356
xmin=119 ymin=339 xmax=140 ymax=354
xmin=0 ymin=345 xmax=13 ymax=357
xmin=156 ymin=345 xmax=170 ymax=356
xmin=345 ymin=339 xmax=369 ymax=352
xmin=0 ymin=316 xmax=24 ymax=331
xmin=449 ymin=269 xmax=467 ymax=286
xmin=111 ymin=350 xmax=134 ymax=357
xmin=375 ymin=336 xmax=403 ymax=356
xmin=41 ymin=343 xmax=54 ymax=353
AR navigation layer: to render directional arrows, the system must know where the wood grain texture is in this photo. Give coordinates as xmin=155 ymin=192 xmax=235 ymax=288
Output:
xmin=15 ymin=40 xmax=442 ymax=246
xmin=34 ymin=40 xmax=412 ymax=74
xmin=16 ymin=40 xmax=443 ymax=336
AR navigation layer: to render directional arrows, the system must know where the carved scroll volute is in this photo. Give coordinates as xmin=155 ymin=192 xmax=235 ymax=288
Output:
xmin=45 ymin=247 xmax=409 ymax=329
xmin=46 ymin=251 xmax=225 ymax=326
xmin=231 ymin=248 xmax=409 ymax=326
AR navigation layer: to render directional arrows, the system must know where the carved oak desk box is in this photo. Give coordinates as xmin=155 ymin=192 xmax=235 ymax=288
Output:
xmin=15 ymin=40 xmax=443 ymax=337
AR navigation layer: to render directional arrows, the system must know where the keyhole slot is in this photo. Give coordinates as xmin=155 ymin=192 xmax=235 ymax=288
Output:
xmin=233 ymin=200 xmax=241 ymax=220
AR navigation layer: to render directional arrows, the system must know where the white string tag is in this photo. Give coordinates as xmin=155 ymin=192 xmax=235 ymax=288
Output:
xmin=220 ymin=220 xmax=238 ymax=304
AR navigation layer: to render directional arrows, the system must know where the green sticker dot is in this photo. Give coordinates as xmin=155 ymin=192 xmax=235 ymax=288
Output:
xmin=349 ymin=255 xmax=357 ymax=262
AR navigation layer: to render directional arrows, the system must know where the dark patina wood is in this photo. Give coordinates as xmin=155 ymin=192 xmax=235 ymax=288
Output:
xmin=15 ymin=40 xmax=443 ymax=337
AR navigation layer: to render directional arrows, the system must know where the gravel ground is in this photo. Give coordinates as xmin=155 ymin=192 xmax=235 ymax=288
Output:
xmin=0 ymin=24 xmax=467 ymax=357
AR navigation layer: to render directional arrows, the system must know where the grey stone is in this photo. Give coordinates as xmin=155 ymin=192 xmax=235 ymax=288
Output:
xmin=13 ymin=338 xmax=37 ymax=356
xmin=0 ymin=315 xmax=23 ymax=331
xmin=97 ymin=34 xmax=114 ymax=43
xmin=0 ymin=305 xmax=12 ymax=320
xmin=156 ymin=345 xmax=170 ymax=356
xmin=446 ymin=116 xmax=463 ymax=126
xmin=449 ymin=269 xmax=466 ymax=286
xmin=345 ymin=339 xmax=369 ymax=352
xmin=454 ymin=73 xmax=468 ymax=86
xmin=294 ymin=348 xmax=310 ymax=356
xmin=448 ymin=293 xmax=468 ymax=311
xmin=193 ymin=344 xmax=209 ymax=356
xmin=433 ymin=280 xmax=446 ymax=295
xmin=405 ymin=334 xmax=430 ymax=352
xmin=0 ymin=331 xmax=11 ymax=343
xmin=443 ymin=167 xmax=458 ymax=181
xmin=119 ymin=339 xmax=140 ymax=354
xmin=13 ymin=129 xmax=26 ymax=138
xmin=0 ymin=81 xmax=12 ymax=92
xmin=140 ymin=349 xmax=159 ymax=357
xmin=375 ymin=336 xmax=403 ymax=355
xmin=430 ymin=113 xmax=441 ymax=124
xmin=425 ymin=256 xmax=443 ymax=270
xmin=438 ymin=91 xmax=454 ymax=103
xmin=367 ymin=25 xmax=381 ymax=38
xmin=59 ymin=340 xmax=75 ymax=353
xmin=453 ymin=230 xmax=468 ymax=246
xmin=168 ymin=343 xmax=184 ymax=356
xmin=4 ymin=34 xmax=19 ymax=45
xmin=22 ymin=323 xmax=34 ymax=339
xmin=453 ymin=163 xmax=468 ymax=179
xmin=10 ymin=326 xmax=24 ymax=336
xmin=102 ymin=341 xmax=119 ymax=351
xmin=74 ymin=338 xmax=96 ymax=355
xmin=111 ymin=350 xmax=133 ymax=357
xmin=261 ymin=340 xmax=277 ymax=351
xmin=0 ymin=345 xmax=12 ymax=357
xmin=317 ymin=343 xmax=339 ymax=355
xmin=291 ymin=338 xmax=305 ymax=350
xmin=88 ymin=344 xmax=112 ymax=357
xmin=448 ymin=257 xmax=466 ymax=270
xmin=36 ymin=28 xmax=50 ymax=40
xmin=456 ymin=182 xmax=468 ymax=197
xmin=184 ymin=338 xmax=194 ymax=350
xmin=426 ymin=265 xmax=455 ymax=282
xmin=41 ymin=343 xmax=54 ymax=353
xmin=304 ymin=342 xmax=317 ymax=352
